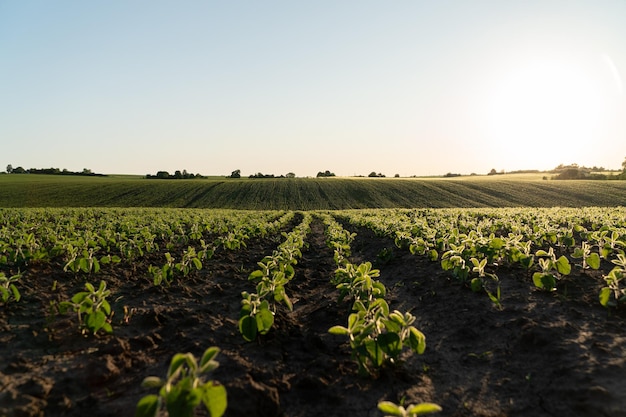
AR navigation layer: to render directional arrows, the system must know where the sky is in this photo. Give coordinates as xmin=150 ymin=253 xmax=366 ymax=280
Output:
xmin=1 ymin=1 xmax=626 ymax=177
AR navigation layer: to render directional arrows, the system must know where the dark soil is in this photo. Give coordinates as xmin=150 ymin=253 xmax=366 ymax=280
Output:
xmin=1 ymin=219 xmax=625 ymax=417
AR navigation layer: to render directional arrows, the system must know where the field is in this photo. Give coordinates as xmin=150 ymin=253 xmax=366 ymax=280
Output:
xmin=1 ymin=205 xmax=625 ymax=417
xmin=2 ymin=174 xmax=626 ymax=209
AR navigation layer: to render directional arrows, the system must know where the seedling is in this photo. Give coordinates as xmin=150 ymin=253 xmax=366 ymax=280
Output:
xmin=58 ymin=280 xmax=113 ymax=335
xmin=532 ymin=247 xmax=571 ymax=291
xmin=238 ymin=292 xmax=275 ymax=342
xmin=0 ymin=271 xmax=22 ymax=304
xmin=599 ymin=253 xmax=626 ymax=308
xmin=136 ymin=346 xmax=227 ymax=417
xmin=149 ymin=252 xmax=175 ymax=286
xmin=572 ymin=241 xmax=601 ymax=270
xmin=378 ymin=400 xmax=442 ymax=416
xmin=329 ymin=299 xmax=426 ymax=375
xmin=469 ymin=257 xmax=502 ymax=310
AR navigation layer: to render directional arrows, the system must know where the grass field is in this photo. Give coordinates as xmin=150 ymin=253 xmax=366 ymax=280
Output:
xmin=1 ymin=173 xmax=625 ymax=209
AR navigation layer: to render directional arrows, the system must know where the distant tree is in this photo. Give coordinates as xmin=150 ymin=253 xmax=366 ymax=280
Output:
xmin=622 ymin=157 xmax=626 ymax=172
xmin=488 ymin=168 xmax=498 ymax=176
xmin=230 ymin=169 xmax=241 ymax=178
xmin=316 ymin=170 xmax=335 ymax=177
xmin=249 ymin=172 xmax=275 ymax=178
xmin=394 ymin=173 xmax=400 ymax=178
xmin=368 ymin=172 xmax=385 ymax=178
xmin=12 ymin=166 xmax=26 ymax=174
xmin=6 ymin=164 xmax=12 ymax=174
xmin=554 ymin=168 xmax=588 ymax=180
xmin=82 ymin=168 xmax=92 ymax=175
xmin=286 ymin=172 xmax=295 ymax=178
xmin=155 ymin=171 xmax=170 ymax=179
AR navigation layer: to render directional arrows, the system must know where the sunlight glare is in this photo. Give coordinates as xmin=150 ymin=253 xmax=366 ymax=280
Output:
xmin=484 ymin=59 xmax=605 ymax=169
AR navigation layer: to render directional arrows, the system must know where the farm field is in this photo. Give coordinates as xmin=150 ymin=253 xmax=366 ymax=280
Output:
xmin=1 ymin=207 xmax=625 ymax=417
xmin=2 ymin=174 xmax=626 ymax=209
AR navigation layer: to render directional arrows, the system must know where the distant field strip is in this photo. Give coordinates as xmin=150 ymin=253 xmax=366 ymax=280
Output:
xmin=1 ymin=175 xmax=625 ymax=208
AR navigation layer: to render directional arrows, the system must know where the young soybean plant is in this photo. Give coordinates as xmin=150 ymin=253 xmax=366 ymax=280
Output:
xmin=58 ymin=280 xmax=113 ymax=336
xmin=0 ymin=271 xmax=22 ymax=304
xmin=136 ymin=347 xmax=227 ymax=417
xmin=378 ymin=400 xmax=442 ymax=417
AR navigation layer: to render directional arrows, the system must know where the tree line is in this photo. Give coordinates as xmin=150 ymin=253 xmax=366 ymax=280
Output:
xmin=4 ymin=165 xmax=106 ymax=177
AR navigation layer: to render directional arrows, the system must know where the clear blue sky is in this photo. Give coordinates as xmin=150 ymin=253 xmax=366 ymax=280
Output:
xmin=1 ymin=1 xmax=625 ymax=177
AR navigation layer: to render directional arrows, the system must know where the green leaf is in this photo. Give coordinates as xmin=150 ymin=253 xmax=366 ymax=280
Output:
xmin=428 ymin=249 xmax=439 ymax=262
xmin=599 ymin=287 xmax=612 ymax=307
xmin=102 ymin=322 xmax=113 ymax=334
xmin=378 ymin=401 xmax=404 ymax=416
xmin=101 ymin=299 xmax=111 ymax=315
xmin=79 ymin=258 xmax=89 ymax=273
xmin=168 ymin=353 xmax=190 ymax=379
xmin=255 ymin=308 xmax=274 ymax=334
xmin=541 ymin=274 xmax=556 ymax=291
xmin=406 ymin=402 xmax=443 ymax=415
xmin=377 ymin=332 xmax=402 ymax=357
xmin=408 ymin=326 xmax=426 ymax=354
xmin=192 ymin=258 xmax=202 ymax=270
xmin=71 ymin=291 xmax=89 ymax=304
xmin=556 ymin=256 xmax=571 ymax=275
xmin=201 ymin=381 xmax=227 ymax=417
xmin=364 ymin=339 xmax=384 ymax=367
xmin=586 ymin=253 xmax=600 ymax=270
xmin=141 ymin=376 xmax=164 ymax=388
xmin=135 ymin=394 xmax=160 ymax=417
xmin=441 ymin=258 xmax=453 ymax=271
xmin=328 ymin=325 xmax=350 ymax=335
xmin=200 ymin=347 xmax=220 ymax=371
xmin=248 ymin=270 xmax=265 ymax=281
xmin=490 ymin=237 xmax=504 ymax=250
xmin=532 ymin=272 xmax=546 ymax=289
xmin=238 ymin=315 xmax=257 ymax=342
xmin=347 ymin=312 xmax=361 ymax=331
xmin=86 ymin=310 xmax=106 ymax=333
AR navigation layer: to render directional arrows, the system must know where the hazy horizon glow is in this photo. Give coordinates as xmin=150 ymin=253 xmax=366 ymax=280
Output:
xmin=1 ymin=1 xmax=625 ymax=177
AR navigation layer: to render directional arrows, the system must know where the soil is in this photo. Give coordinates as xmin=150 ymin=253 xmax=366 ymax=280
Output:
xmin=1 ymin=218 xmax=625 ymax=417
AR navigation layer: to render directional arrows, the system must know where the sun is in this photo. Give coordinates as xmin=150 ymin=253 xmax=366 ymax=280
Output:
xmin=483 ymin=58 xmax=605 ymax=170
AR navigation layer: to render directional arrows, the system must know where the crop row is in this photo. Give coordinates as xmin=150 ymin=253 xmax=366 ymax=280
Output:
xmin=338 ymin=207 xmax=626 ymax=308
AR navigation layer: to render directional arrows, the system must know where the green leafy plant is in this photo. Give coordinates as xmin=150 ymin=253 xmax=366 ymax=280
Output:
xmin=237 ymin=215 xmax=311 ymax=341
xmin=0 ymin=271 xmax=22 ymax=304
xmin=599 ymin=253 xmax=626 ymax=308
xmin=378 ymin=400 xmax=442 ymax=416
xmin=440 ymin=244 xmax=470 ymax=282
xmin=175 ymin=246 xmax=203 ymax=277
xmin=572 ymin=241 xmax=601 ymax=270
xmin=329 ymin=299 xmax=426 ymax=375
xmin=334 ymin=262 xmax=386 ymax=304
xmin=238 ymin=292 xmax=275 ymax=342
xmin=532 ymin=247 xmax=571 ymax=291
xmin=58 ymin=280 xmax=113 ymax=335
xmin=136 ymin=347 xmax=227 ymax=417
xmin=149 ymin=252 xmax=175 ymax=286
xmin=469 ymin=257 xmax=502 ymax=310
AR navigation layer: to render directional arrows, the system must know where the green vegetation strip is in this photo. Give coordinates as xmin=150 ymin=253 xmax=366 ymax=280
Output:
xmin=2 ymin=175 xmax=626 ymax=209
